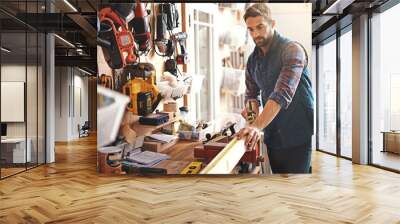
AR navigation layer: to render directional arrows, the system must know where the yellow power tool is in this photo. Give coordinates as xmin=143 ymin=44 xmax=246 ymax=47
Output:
xmin=122 ymin=63 xmax=162 ymax=116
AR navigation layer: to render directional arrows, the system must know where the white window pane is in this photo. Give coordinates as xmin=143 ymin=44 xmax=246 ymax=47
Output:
xmin=340 ymin=29 xmax=352 ymax=158
xmin=371 ymin=3 xmax=400 ymax=170
xmin=318 ymin=37 xmax=337 ymax=154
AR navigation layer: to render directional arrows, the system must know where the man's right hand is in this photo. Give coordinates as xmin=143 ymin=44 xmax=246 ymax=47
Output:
xmin=237 ymin=126 xmax=261 ymax=151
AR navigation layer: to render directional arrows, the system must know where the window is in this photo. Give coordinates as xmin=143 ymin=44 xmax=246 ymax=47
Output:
xmin=190 ymin=5 xmax=217 ymax=122
xmin=317 ymin=37 xmax=337 ymax=154
xmin=371 ymin=3 xmax=400 ymax=171
xmin=340 ymin=28 xmax=352 ymax=158
xmin=0 ymin=0 xmax=47 ymax=179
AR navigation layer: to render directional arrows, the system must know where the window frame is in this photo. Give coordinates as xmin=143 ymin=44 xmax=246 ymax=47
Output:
xmin=315 ymin=24 xmax=353 ymax=161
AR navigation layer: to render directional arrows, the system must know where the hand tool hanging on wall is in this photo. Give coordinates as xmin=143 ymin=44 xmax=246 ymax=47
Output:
xmin=129 ymin=0 xmax=151 ymax=54
xmin=161 ymin=3 xmax=179 ymax=30
xmin=161 ymin=32 xmax=189 ymax=76
xmin=98 ymin=5 xmax=137 ymax=69
xmin=173 ymin=32 xmax=189 ymax=65
xmin=154 ymin=3 xmax=177 ymax=59
xmin=152 ymin=2 xmax=188 ymax=82
xmin=154 ymin=3 xmax=179 ymax=57
xmin=122 ymin=63 xmax=163 ymax=116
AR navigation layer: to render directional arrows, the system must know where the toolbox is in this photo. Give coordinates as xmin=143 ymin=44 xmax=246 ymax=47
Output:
xmin=139 ymin=112 xmax=169 ymax=125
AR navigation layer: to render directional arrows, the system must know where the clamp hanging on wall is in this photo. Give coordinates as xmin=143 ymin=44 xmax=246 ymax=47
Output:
xmin=98 ymin=6 xmax=137 ymax=69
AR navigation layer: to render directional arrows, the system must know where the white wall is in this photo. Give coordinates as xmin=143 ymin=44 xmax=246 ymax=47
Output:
xmin=55 ymin=66 xmax=69 ymax=141
xmin=224 ymin=3 xmax=312 ymax=66
xmin=267 ymin=3 xmax=312 ymax=67
xmin=216 ymin=3 xmax=312 ymax=62
xmin=1 ymin=65 xmax=31 ymax=137
xmin=72 ymin=73 xmax=89 ymax=138
xmin=54 ymin=67 xmax=89 ymax=141
xmin=1 ymin=65 xmax=26 ymax=141
xmin=1 ymin=63 xmax=46 ymax=164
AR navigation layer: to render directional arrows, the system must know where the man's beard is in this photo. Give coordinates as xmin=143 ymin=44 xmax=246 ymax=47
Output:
xmin=255 ymin=33 xmax=273 ymax=48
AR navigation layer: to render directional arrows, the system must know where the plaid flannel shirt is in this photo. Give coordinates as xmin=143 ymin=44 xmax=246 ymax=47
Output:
xmin=245 ymin=42 xmax=307 ymax=110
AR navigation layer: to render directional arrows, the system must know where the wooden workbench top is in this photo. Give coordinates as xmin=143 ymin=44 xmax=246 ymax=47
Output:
xmin=154 ymin=140 xmax=203 ymax=174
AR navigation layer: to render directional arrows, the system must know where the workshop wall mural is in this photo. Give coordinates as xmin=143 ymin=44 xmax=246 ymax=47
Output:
xmin=97 ymin=2 xmax=313 ymax=175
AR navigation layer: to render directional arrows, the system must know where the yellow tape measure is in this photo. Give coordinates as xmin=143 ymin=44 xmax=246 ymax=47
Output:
xmin=181 ymin=162 xmax=203 ymax=174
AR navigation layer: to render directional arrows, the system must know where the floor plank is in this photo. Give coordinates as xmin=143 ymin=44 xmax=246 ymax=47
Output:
xmin=0 ymin=135 xmax=400 ymax=223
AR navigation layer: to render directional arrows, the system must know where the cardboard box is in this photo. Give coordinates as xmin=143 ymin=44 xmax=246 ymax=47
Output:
xmin=163 ymin=102 xmax=178 ymax=112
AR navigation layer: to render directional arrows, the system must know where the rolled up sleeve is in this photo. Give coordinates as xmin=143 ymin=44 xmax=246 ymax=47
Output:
xmin=268 ymin=42 xmax=306 ymax=109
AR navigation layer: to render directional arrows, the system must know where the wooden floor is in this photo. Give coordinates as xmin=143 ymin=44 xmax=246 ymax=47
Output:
xmin=373 ymin=150 xmax=400 ymax=171
xmin=1 ymin=135 xmax=400 ymax=223
xmin=1 ymin=164 xmax=45 ymax=178
xmin=1 ymin=167 xmax=26 ymax=178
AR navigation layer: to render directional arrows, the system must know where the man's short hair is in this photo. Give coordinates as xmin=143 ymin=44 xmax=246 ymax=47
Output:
xmin=243 ymin=3 xmax=272 ymax=23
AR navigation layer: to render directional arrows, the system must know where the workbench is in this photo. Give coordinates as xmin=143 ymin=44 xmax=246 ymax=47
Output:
xmin=123 ymin=112 xmax=264 ymax=174
xmin=153 ymin=140 xmax=202 ymax=174
xmin=151 ymin=139 xmax=262 ymax=174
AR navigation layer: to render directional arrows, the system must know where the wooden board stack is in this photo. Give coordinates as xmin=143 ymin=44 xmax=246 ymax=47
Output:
xmin=194 ymin=136 xmax=260 ymax=165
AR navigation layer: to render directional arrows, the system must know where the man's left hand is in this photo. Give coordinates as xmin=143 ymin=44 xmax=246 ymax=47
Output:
xmin=237 ymin=126 xmax=261 ymax=151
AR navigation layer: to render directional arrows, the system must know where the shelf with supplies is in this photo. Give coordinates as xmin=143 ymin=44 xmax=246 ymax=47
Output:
xmin=132 ymin=112 xmax=180 ymax=136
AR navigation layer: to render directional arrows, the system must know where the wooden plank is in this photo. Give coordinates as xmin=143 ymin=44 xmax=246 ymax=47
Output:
xmin=204 ymin=142 xmax=227 ymax=151
xmin=203 ymin=149 xmax=257 ymax=164
xmin=142 ymin=137 xmax=179 ymax=153
xmin=200 ymin=137 xmax=246 ymax=174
